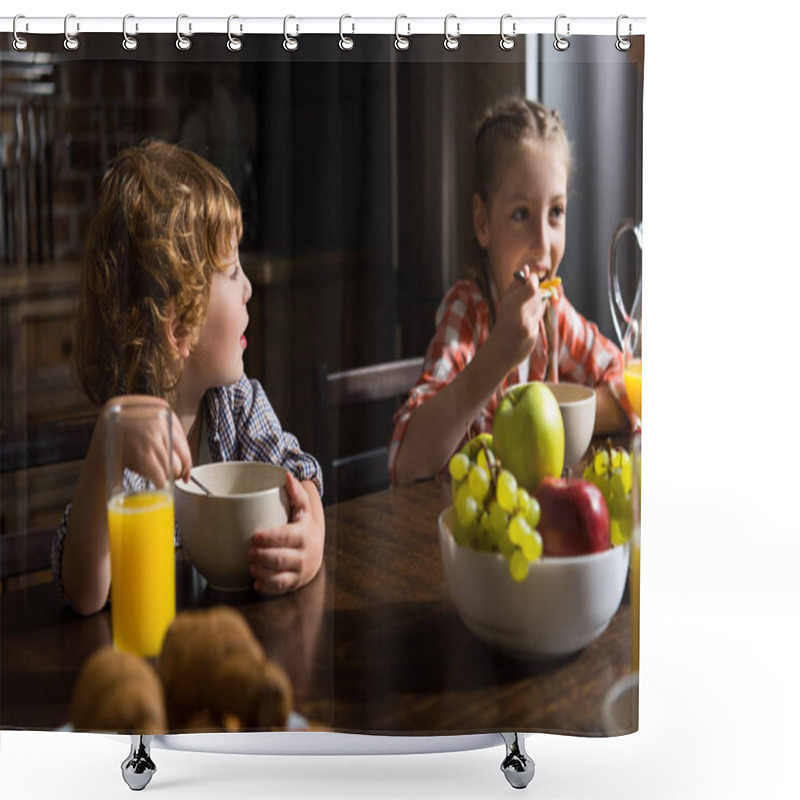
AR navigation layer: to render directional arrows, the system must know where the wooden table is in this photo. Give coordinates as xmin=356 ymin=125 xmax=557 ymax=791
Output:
xmin=0 ymin=479 xmax=634 ymax=736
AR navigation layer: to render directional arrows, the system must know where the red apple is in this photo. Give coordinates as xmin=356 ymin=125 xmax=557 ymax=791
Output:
xmin=534 ymin=477 xmax=610 ymax=557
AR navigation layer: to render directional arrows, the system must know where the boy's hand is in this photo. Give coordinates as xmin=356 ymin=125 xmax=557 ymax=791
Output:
xmin=103 ymin=395 xmax=192 ymax=488
xmin=248 ymin=472 xmax=325 ymax=596
xmin=492 ymin=264 xmax=547 ymax=368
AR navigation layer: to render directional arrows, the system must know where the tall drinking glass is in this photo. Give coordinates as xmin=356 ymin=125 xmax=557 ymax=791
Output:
xmin=104 ymin=403 xmax=176 ymax=657
xmin=608 ymin=219 xmax=643 ymax=420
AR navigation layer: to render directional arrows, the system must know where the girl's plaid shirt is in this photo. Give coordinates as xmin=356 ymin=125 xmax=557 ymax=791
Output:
xmin=388 ymin=279 xmax=635 ymax=482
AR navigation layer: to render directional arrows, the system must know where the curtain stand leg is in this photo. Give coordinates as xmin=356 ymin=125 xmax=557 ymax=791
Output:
xmin=500 ymin=732 xmax=535 ymax=789
xmin=121 ymin=735 xmax=156 ymax=791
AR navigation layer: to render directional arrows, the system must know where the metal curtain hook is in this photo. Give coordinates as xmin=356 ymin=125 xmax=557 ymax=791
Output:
xmin=394 ymin=15 xmax=410 ymax=50
xmin=499 ymin=14 xmax=515 ymax=50
xmin=64 ymin=13 xmax=79 ymax=51
xmin=13 ymin=14 xmax=29 ymax=51
xmin=227 ymin=15 xmax=242 ymax=51
xmin=122 ymin=15 xmax=138 ymax=51
xmin=444 ymin=14 xmax=459 ymax=51
xmin=554 ymin=14 xmax=570 ymax=51
xmin=616 ymin=14 xmax=632 ymax=51
xmin=283 ymin=15 xmax=298 ymax=51
xmin=339 ymin=14 xmax=354 ymax=50
xmin=176 ymin=14 xmax=192 ymax=50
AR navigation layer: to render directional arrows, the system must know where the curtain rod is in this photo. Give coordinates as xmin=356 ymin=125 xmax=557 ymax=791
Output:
xmin=0 ymin=15 xmax=646 ymax=38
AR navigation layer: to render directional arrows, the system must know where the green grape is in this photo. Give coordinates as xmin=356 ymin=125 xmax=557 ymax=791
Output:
xmin=476 ymin=447 xmax=496 ymax=473
xmin=509 ymin=549 xmax=530 ymax=582
xmin=620 ymin=459 xmax=633 ymax=494
xmin=451 ymin=518 xmax=468 ymax=546
xmin=468 ymin=464 xmax=491 ymax=505
xmin=525 ymin=496 xmax=541 ymax=529
xmin=467 ymin=523 xmax=491 ymax=552
xmin=521 ymin=530 xmax=543 ymax=562
xmin=455 ymin=483 xmax=479 ymax=528
xmin=516 ymin=487 xmax=531 ymax=515
xmin=609 ymin=471 xmax=626 ymax=503
xmin=585 ymin=453 xmax=614 ymax=505
xmin=479 ymin=512 xmax=494 ymax=548
xmin=508 ymin=514 xmax=532 ymax=545
xmin=608 ymin=486 xmax=633 ymax=545
xmin=593 ymin=471 xmax=612 ymax=506
xmin=610 ymin=518 xmax=623 ymax=547
xmin=489 ymin=500 xmax=509 ymax=537
xmin=609 ymin=488 xmax=632 ymax=522
xmin=610 ymin=447 xmax=622 ymax=471
xmin=496 ymin=525 xmax=516 ymax=559
xmin=616 ymin=512 xmax=633 ymax=543
xmin=449 ymin=452 xmax=470 ymax=482
xmin=593 ymin=449 xmax=610 ymax=476
xmin=496 ymin=470 xmax=518 ymax=513
xmin=610 ymin=514 xmax=633 ymax=546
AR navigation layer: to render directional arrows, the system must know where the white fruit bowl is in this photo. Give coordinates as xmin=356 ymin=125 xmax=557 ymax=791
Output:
xmin=438 ymin=507 xmax=629 ymax=659
xmin=175 ymin=461 xmax=290 ymax=591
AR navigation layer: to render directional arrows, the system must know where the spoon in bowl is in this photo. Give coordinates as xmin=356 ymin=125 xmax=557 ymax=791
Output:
xmin=189 ymin=474 xmax=214 ymax=496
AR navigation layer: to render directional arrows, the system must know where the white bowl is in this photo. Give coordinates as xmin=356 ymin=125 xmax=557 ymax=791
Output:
xmin=175 ymin=462 xmax=290 ymax=591
xmin=542 ymin=381 xmax=596 ymax=471
xmin=438 ymin=507 xmax=629 ymax=659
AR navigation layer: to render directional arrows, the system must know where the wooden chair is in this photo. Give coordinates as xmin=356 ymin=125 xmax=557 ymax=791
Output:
xmin=312 ymin=357 xmax=424 ymax=505
xmin=0 ymin=413 xmax=97 ymax=589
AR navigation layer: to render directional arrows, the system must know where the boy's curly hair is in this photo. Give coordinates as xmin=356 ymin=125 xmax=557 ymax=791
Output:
xmin=76 ymin=140 xmax=243 ymax=405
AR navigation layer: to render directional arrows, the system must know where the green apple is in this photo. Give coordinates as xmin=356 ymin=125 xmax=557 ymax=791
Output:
xmin=493 ymin=383 xmax=565 ymax=492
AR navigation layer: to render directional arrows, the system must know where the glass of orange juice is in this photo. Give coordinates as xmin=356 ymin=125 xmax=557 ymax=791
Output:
xmin=624 ymin=357 xmax=642 ymax=419
xmin=104 ymin=403 xmax=176 ymax=658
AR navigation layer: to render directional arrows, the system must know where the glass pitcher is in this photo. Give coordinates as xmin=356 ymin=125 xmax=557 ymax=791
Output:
xmin=608 ymin=219 xmax=642 ymax=420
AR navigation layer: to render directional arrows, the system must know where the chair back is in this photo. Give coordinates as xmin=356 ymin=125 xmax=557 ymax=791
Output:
xmin=0 ymin=413 xmax=96 ymax=587
xmin=312 ymin=357 xmax=424 ymax=505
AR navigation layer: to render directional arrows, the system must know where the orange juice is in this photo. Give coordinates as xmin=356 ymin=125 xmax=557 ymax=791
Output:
xmin=108 ymin=490 xmax=175 ymax=657
xmin=624 ymin=359 xmax=642 ymax=419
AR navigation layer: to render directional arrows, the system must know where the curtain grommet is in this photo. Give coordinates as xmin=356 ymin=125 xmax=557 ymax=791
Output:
xmin=616 ymin=15 xmax=632 ymax=51
xmin=339 ymin=14 xmax=355 ymax=51
xmin=443 ymin=14 xmax=460 ymax=51
xmin=122 ymin=14 xmax=138 ymax=51
xmin=13 ymin=14 xmax=29 ymax=51
xmin=176 ymin=14 xmax=192 ymax=51
xmin=500 ymin=14 xmax=515 ymax=51
xmin=227 ymin=15 xmax=242 ymax=51
xmin=394 ymin=15 xmax=410 ymax=50
xmin=283 ymin=15 xmax=299 ymax=51
xmin=64 ymin=13 xmax=80 ymax=51
xmin=554 ymin=14 xmax=570 ymax=51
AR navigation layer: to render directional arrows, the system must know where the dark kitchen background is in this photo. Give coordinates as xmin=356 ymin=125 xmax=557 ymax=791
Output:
xmin=0 ymin=33 xmax=642 ymax=584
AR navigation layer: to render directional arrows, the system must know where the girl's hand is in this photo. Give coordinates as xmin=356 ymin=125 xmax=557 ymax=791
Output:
xmin=248 ymin=472 xmax=325 ymax=596
xmin=491 ymin=264 xmax=547 ymax=368
xmin=103 ymin=395 xmax=192 ymax=488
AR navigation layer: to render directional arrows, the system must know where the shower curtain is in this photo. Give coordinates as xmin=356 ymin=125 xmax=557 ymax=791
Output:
xmin=0 ymin=19 xmax=643 ymax=743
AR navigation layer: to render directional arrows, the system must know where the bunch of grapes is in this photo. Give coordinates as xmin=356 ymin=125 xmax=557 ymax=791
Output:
xmin=448 ymin=441 xmax=543 ymax=583
xmin=582 ymin=443 xmax=633 ymax=546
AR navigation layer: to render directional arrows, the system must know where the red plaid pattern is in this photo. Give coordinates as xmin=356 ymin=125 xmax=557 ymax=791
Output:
xmin=388 ymin=279 xmax=634 ymax=482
